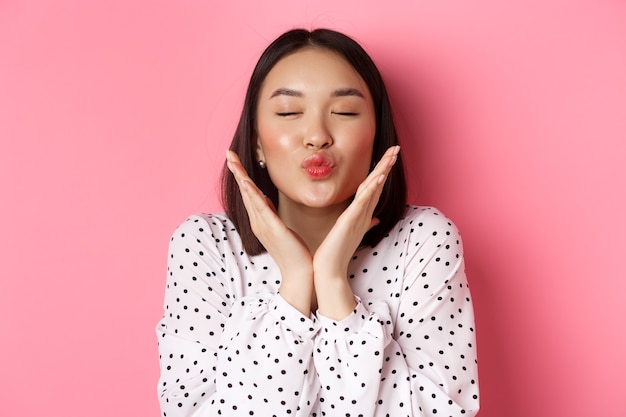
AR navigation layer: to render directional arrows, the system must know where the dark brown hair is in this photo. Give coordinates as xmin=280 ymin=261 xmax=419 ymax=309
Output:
xmin=221 ymin=28 xmax=407 ymax=255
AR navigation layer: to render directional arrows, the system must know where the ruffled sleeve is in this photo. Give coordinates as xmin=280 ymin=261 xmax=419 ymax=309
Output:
xmin=156 ymin=215 xmax=321 ymax=416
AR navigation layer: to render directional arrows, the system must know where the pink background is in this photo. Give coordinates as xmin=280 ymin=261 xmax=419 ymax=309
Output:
xmin=1 ymin=0 xmax=625 ymax=416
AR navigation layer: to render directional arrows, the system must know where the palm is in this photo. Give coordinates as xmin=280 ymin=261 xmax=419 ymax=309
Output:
xmin=313 ymin=146 xmax=398 ymax=277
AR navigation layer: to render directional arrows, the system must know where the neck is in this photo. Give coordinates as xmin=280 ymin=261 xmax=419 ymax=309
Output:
xmin=278 ymin=197 xmax=349 ymax=254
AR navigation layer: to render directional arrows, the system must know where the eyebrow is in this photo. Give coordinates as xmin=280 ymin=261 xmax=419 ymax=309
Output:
xmin=269 ymin=87 xmax=365 ymax=99
xmin=270 ymin=88 xmax=303 ymax=98
xmin=331 ymin=88 xmax=365 ymax=98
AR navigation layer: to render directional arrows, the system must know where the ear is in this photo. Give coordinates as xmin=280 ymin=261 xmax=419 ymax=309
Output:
xmin=255 ymin=137 xmax=265 ymax=163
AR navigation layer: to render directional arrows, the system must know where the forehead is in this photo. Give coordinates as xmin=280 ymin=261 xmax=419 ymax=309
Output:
xmin=261 ymin=47 xmax=371 ymax=96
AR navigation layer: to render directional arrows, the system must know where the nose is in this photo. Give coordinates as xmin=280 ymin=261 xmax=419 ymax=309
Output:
xmin=303 ymin=115 xmax=333 ymax=149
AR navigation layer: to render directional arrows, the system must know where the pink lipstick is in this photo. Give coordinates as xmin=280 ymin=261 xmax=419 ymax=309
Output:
xmin=301 ymin=153 xmax=335 ymax=179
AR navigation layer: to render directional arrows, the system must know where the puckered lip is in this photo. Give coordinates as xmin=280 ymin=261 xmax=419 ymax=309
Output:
xmin=301 ymin=153 xmax=335 ymax=169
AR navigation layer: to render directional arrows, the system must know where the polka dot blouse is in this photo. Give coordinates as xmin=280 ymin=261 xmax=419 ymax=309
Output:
xmin=156 ymin=205 xmax=479 ymax=416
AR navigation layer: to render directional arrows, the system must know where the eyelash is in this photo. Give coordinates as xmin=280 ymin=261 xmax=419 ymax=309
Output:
xmin=275 ymin=112 xmax=359 ymax=117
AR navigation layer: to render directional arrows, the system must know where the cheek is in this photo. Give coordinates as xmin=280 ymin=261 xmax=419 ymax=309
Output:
xmin=349 ymin=123 xmax=376 ymax=163
xmin=257 ymin=121 xmax=298 ymax=157
xmin=356 ymin=145 xmax=375 ymax=175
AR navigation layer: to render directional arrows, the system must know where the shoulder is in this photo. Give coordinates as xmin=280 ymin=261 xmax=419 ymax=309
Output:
xmin=168 ymin=212 xmax=242 ymax=253
xmin=393 ymin=205 xmax=463 ymax=248
xmin=399 ymin=205 xmax=460 ymax=233
xmin=173 ymin=212 xmax=234 ymax=236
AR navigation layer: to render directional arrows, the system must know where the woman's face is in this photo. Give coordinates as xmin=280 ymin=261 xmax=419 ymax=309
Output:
xmin=256 ymin=47 xmax=376 ymax=212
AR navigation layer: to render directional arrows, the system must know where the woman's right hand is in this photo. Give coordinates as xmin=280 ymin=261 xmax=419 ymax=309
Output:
xmin=226 ymin=150 xmax=314 ymax=316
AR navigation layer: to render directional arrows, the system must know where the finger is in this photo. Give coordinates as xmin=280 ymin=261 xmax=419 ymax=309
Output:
xmin=226 ymin=151 xmax=263 ymax=200
xmin=355 ymin=146 xmax=400 ymax=202
xmin=355 ymin=146 xmax=399 ymax=194
xmin=371 ymin=145 xmax=400 ymax=179
xmin=344 ymin=146 xmax=400 ymax=226
xmin=226 ymin=150 xmax=274 ymax=222
xmin=226 ymin=150 xmax=252 ymax=186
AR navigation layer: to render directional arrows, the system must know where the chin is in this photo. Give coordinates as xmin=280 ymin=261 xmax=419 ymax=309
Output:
xmin=300 ymin=196 xmax=351 ymax=210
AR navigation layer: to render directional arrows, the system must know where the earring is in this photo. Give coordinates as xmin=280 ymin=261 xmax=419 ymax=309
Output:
xmin=258 ymin=160 xmax=266 ymax=169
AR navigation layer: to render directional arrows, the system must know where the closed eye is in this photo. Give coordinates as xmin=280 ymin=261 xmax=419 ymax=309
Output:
xmin=276 ymin=112 xmax=301 ymax=117
xmin=333 ymin=112 xmax=359 ymax=116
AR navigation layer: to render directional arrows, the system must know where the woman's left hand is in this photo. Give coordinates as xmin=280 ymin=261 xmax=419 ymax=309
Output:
xmin=313 ymin=145 xmax=400 ymax=319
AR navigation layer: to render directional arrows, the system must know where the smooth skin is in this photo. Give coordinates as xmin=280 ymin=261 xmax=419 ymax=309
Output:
xmin=226 ymin=48 xmax=400 ymax=320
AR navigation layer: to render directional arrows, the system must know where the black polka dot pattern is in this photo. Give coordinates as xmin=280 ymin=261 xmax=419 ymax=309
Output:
xmin=156 ymin=205 xmax=479 ymax=416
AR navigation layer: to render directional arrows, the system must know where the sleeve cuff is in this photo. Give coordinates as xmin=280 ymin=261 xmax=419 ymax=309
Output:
xmin=271 ymin=293 xmax=320 ymax=338
xmin=316 ymin=297 xmax=370 ymax=337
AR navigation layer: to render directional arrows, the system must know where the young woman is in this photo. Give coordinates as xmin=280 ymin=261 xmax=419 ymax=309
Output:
xmin=157 ymin=28 xmax=479 ymax=417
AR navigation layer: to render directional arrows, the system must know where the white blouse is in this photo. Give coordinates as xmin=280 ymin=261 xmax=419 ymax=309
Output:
xmin=156 ymin=205 xmax=479 ymax=416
